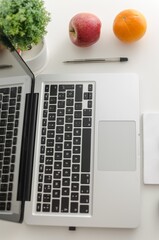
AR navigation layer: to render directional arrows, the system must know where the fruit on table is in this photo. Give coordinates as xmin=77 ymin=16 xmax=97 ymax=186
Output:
xmin=69 ymin=12 xmax=101 ymax=47
xmin=113 ymin=9 xmax=147 ymax=43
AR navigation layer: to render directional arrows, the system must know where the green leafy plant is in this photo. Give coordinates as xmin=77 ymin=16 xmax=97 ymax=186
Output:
xmin=0 ymin=0 xmax=51 ymax=51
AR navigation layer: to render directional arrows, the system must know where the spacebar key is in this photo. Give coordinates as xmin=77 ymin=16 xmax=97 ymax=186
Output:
xmin=81 ymin=128 xmax=91 ymax=172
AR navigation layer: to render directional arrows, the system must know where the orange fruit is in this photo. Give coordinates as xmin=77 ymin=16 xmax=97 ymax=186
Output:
xmin=113 ymin=9 xmax=147 ymax=43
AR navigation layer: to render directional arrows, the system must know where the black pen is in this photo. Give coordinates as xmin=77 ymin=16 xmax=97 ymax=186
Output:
xmin=0 ymin=64 xmax=13 ymax=69
xmin=63 ymin=57 xmax=128 ymax=63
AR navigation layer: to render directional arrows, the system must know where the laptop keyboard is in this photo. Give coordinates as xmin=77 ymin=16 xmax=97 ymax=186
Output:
xmin=36 ymin=82 xmax=94 ymax=214
xmin=0 ymin=86 xmax=22 ymax=211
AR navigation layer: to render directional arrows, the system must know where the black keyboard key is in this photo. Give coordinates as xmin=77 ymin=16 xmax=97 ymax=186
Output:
xmin=55 ymin=153 xmax=62 ymax=160
xmin=47 ymin=130 xmax=54 ymax=138
xmin=73 ymin=146 xmax=80 ymax=154
xmin=44 ymin=185 xmax=51 ymax=193
xmin=80 ymin=195 xmax=89 ymax=204
xmin=70 ymin=202 xmax=78 ymax=213
xmin=63 ymin=159 xmax=71 ymax=167
xmin=81 ymin=185 xmax=90 ymax=194
xmin=48 ymin=122 xmax=55 ymax=129
xmin=57 ymin=109 xmax=64 ymax=116
xmin=50 ymin=85 xmax=57 ymax=96
xmin=49 ymin=105 xmax=56 ymax=112
xmin=48 ymin=113 xmax=56 ymax=121
xmin=63 ymin=169 xmax=70 ymax=177
xmin=38 ymin=174 xmax=43 ymax=182
xmin=75 ymin=85 xmax=83 ymax=101
xmin=58 ymin=101 xmax=65 ymax=108
xmin=45 ymin=166 xmax=52 ymax=174
xmin=1 ymin=175 xmax=9 ymax=183
xmin=17 ymin=95 xmax=21 ymax=102
xmin=47 ymin=139 xmax=54 ymax=147
xmin=75 ymin=103 xmax=82 ymax=110
xmin=0 ymin=193 xmax=7 ymax=201
xmin=72 ymin=155 xmax=80 ymax=163
xmin=64 ymin=150 xmax=71 ymax=158
xmin=44 ymin=175 xmax=52 ymax=183
xmin=73 ymin=128 xmax=81 ymax=136
xmin=0 ymin=136 xmax=5 ymax=143
xmin=65 ymin=124 xmax=72 ymax=131
xmin=53 ymin=189 xmax=60 ymax=198
xmin=83 ymin=118 xmax=92 ymax=127
xmin=0 ymin=202 xmax=6 ymax=210
xmin=45 ymin=85 xmax=49 ymax=92
xmin=73 ymin=137 xmax=81 ymax=145
xmin=74 ymin=120 xmax=81 ymax=127
xmin=65 ymin=115 xmax=73 ymax=123
xmin=81 ymin=174 xmax=90 ymax=184
xmin=55 ymin=143 xmax=63 ymax=151
xmin=52 ymin=199 xmax=60 ymax=212
xmin=64 ymin=141 xmax=72 ymax=149
xmin=53 ymin=171 xmax=61 ymax=179
xmin=49 ymin=97 xmax=56 ymax=104
xmin=74 ymin=111 xmax=82 ymax=118
xmin=54 ymin=161 xmax=62 ymax=169
xmin=87 ymin=101 xmax=92 ymax=108
xmin=56 ymin=126 xmax=64 ymax=133
xmin=57 ymin=118 xmax=64 ymax=125
xmin=88 ymin=84 xmax=93 ymax=91
xmin=37 ymin=193 xmax=42 ymax=202
xmin=45 ymin=157 xmax=53 ymax=165
xmin=72 ymin=164 xmax=80 ymax=173
xmin=10 ymin=87 xmax=17 ymax=98
xmin=64 ymin=132 xmax=72 ymax=140
xmin=58 ymin=92 xmax=65 ymax=100
xmin=72 ymin=174 xmax=79 ymax=181
xmin=66 ymin=99 xmax=74 ymax=106
xmin=3 ymin=95 xmax=9 ymax=102
xmin=62 ymin=187 xmax=69 ymax=196
xmin=43 ymin=194 xmax=51 ymax=202
xmin=2 ymin=103 xmax=8 ymax=110
xmin=8 ymin=193 xmax=12 ymax=201
xmin=71 ymin=183 xmax=79 ymax=191
xmin=66 ymin=107 xmax=73 ymax=114
xmin=67 ymin=91 xmax=74 ymax=98
xmin=81 ymin=128 xmax=91 ymax=172
xmin=56 ymin=135 xmax=63 ymax=142
xmin=53 ymin=180 xmax=61 ymax=188
xmin=80 ymin=205 xmax=89 ymax=213
xmin=62 ymin=178 xmax=70 ymax=186
xmin=0 ymin=184 xmax=8 ymax=191
xmin=46 ymin=148 xmax=53 ymax=156
xmin=61 ymin=197 xmax=69 ymax=212
xmin=36 ymin=203 xmax=41 ymax=212
xmin=83 ymin=109 xmax=92 ymax=116
xmin=59 ymin=84 xmax=74 ymax=91
xmin=0 ymin=120 xmax=7 ymax=127
xmin=7 ymin=202 xmax=11 ymax=211
xmin=42 ymin=119 xmax=47 ymax=127
xmin=0 ymin=88 xmax=10 ymax=94
xmin=71 ymin=192 xmax=79 ymax=201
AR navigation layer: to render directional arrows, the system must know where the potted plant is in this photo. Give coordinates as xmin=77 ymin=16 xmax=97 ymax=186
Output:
xmin=0 ymin=0 xmax=51 ymax=72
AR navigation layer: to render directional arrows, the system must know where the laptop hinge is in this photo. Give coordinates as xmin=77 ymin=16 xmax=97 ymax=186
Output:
xmin=17 ymin=92 xmax=39 ymax=202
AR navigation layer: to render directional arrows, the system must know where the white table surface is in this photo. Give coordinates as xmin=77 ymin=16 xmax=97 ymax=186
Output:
xmin=1 ymin=0 xmax=159 ymax=239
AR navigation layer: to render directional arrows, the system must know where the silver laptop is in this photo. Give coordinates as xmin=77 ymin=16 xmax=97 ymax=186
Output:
xmin=0 ymin=36 xmax=140 ymax=228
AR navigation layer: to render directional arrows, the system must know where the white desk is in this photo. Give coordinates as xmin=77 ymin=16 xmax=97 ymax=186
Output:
xmin=1 ymin=0 xmax=159 ymax=239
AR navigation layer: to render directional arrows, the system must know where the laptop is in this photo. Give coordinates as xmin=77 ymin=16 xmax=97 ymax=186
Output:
xmin=0 ymin=36 xmax=140 ymax=228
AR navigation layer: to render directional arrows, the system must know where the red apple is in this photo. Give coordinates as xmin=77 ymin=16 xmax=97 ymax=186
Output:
xmin=69 ymin=13 xmax=101 ymax=47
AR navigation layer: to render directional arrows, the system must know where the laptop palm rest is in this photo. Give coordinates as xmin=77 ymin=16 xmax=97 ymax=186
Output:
xmin=98 ymin=121 xmax=136 ymax=171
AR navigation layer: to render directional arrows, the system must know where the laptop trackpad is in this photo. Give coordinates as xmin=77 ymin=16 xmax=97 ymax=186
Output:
xmin=98 ymin=121 xmax=136 ymax=171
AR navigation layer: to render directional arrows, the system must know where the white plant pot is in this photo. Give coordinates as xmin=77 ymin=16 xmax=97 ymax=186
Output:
xmin=21 ymin=39 xmax=47 ymax=74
